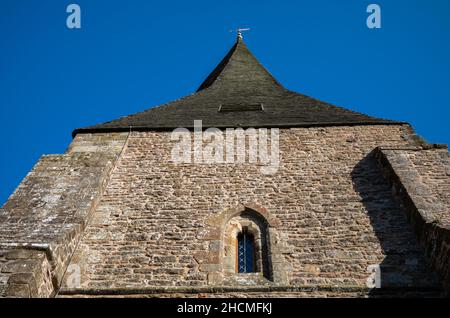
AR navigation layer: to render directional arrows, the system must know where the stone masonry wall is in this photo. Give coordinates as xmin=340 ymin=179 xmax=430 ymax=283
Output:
xmin=0 ymin=133 xmax=128 ymax=297
xmin=60 ymin=124 xmax=443 ymax=297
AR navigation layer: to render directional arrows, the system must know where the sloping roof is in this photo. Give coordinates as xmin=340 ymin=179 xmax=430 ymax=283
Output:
xmin=73 ymin=37 xmax=403 ymax=137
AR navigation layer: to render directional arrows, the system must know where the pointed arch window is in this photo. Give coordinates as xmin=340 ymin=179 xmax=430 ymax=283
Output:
xmin=223 ymin=210 xmax=274 ymax=280
xmin=237 ymin=228 xmax=256 ymax=273
xmin=203 ymin=205 xmax=289 ymax=285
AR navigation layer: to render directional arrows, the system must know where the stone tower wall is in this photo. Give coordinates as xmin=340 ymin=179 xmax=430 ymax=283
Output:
xmin=58 ymin=124 xmax=442 ymax=296
xmin=2 ymin=125 xmax=447 ymax=297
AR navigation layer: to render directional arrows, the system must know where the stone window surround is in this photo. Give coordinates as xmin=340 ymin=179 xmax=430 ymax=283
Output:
xmin=196 ymin=203 xmax=289 ymax=286
xmin=224 ymin=214 xmax=266 ymax=277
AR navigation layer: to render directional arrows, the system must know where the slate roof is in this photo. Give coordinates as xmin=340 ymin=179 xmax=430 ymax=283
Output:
xmin=73 ymin=37 xmax=404 ymax=137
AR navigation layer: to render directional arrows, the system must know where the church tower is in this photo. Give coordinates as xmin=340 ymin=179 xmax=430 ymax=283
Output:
xmin=1 ymin=35 xmax=449 ymax=297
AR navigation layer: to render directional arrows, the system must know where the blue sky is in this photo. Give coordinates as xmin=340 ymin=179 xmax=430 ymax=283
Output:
xmin=1 ymin=0 xmax=449 ymax=205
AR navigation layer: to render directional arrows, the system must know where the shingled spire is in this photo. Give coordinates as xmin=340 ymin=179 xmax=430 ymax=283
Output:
xmin=196 ymin=33 xmax=282 ymax=92
xmin=73 ymin=36 xmax=403 ymax=136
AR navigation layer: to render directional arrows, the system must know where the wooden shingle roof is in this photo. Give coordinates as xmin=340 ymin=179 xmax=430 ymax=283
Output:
xmin=73 ymin=37 xmax=403 ymax=137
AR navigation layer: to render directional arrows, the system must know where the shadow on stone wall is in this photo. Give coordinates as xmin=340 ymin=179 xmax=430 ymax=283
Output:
xmin=351 ymin=150 xmax=442 ymax=297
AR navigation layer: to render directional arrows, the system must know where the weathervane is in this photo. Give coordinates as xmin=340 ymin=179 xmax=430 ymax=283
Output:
xmin=229 ymin=27 xmax=250 ymax=40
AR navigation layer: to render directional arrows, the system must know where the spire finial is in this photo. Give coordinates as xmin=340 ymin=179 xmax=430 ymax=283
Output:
xmin=229 ymin=27 xmax=250 ymax=41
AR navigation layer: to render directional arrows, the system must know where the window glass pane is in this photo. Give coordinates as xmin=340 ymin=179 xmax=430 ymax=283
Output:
xmin=237 ymin=231 xmax=255 ymax=273
xmin=245 ymin=235 xmax=254 ymax=272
